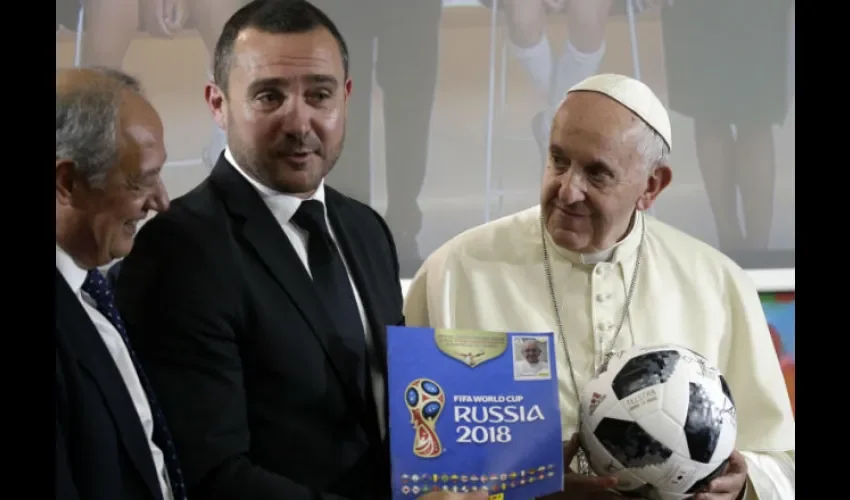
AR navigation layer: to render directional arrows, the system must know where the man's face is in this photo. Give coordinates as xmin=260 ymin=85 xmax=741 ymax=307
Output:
xmin=57 ymin=92 xmax=169 ymax=267
xmin=208 ymin=27 xmax=351 ymax=196
xmin=522 ymin=342 xmax=541 ymax=364
xmin=540 ymin=92 xmax=671 ymax=253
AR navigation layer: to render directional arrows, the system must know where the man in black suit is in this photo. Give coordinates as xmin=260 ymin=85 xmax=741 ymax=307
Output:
xmin=115 ymin=2 xmax=483 ymax=500
xmin=55 ymin=67 xmax=182 ymax=500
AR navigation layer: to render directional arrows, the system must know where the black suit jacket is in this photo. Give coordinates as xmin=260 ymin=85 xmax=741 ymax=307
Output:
xmin=115 ymin=158 xmax=404 ymax=500
xmin=55 ymin=269 xmax=165 ymax=500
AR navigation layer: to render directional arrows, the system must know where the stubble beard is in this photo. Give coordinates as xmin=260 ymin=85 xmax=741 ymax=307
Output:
xmin=228 ymin=128 xmax=346 ymax=195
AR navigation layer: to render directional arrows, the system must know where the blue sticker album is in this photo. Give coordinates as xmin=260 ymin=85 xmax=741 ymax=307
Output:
xmin=387 ymin=326 xmax=564 ymax=500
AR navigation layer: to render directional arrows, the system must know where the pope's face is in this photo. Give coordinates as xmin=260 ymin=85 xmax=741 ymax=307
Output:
xmin=522 ymin=342 xmax=541 ymax=364
xmin=540 ymin=92 xmax=671 ymax=253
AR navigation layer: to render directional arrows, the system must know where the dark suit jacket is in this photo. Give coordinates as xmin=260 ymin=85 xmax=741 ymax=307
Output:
xmin=115 ymin=158 xmax=404 ymax=500
xmin=55 ymin=269 xmax=165 ymax=500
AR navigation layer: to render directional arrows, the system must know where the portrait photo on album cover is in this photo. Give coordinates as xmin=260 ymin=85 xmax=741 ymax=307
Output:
xmin=513 ymin=336 xmax=552 ymax=381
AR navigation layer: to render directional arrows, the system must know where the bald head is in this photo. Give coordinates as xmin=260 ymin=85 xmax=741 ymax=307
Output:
xmin=56 ymin=67 xmax=168 ymax=269
xmin=57 ymin=66 xmax=143 ymax=97
xmin=56 ymin=67 xmax=155 ymax=187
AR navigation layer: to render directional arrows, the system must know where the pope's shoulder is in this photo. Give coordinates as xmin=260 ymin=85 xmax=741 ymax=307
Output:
xmin=643 ymin=214 xmax=754 ymax=288
xmin=418 ymin=206 xmax=754 ymax=289
xmin=417 ymin=205 xmax=544 ymax=272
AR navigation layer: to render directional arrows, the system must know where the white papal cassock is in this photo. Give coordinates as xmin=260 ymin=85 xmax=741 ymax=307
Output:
xmin=404 ymin=205 xmax=794 ymax=500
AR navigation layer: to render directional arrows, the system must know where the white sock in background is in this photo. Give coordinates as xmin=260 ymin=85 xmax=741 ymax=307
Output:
xmin=509 ymin=36 xmax=553 ymax=101
xmin=552 ymin=40 xmax=606 ymax=105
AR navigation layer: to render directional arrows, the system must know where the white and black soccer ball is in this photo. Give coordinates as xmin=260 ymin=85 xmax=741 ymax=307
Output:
xmin=578 ymin=344 xmax=737 ymax=500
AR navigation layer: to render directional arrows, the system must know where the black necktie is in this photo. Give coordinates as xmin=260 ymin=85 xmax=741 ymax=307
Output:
xmin=292 ymin=200 xmax=371 ymax=394
xmin=82 ymin=270 xmax=187 ymax=500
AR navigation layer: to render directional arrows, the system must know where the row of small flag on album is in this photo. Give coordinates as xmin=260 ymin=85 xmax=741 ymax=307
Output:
xmin=400 ymin=466 xmax=557 ymax=485
xmin=400 ymin=470 xmax=557 ymax=496
xmin=399 ymin=465 xmax=558 ymax=493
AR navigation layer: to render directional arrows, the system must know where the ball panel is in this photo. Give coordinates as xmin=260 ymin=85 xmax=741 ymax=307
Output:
xmin=594 ymin=417 xmax=674 ymax=469
xmin=679 ymin=349 xmax=722 ymax=386
xmin=610 ymin=467 xmax=649 ymax=493
xmin=659 ymin=363 xmax=691 ymax=429
xmin=581 ymin=387 xmax=619 ymax=432
xmin=580 ymin=423 xmax=626 ymax=476
xmin=580 ymin=375 xmax=621 ymax=431
xmin=708 ymin=404 xmax=737 ymax=464
xmin=635 ymin=412 xmax=686 ymax=465
xmin=622 ymin=385 xmax=665 ymax=422
xmin=602 ymin=397 xmax=637 ymax=423
xmin=653 ymin=451 xmax=703 ymax=493
xmin=719 ymin=374 xmax=735 ymax=405
xmin=684 ymin=382 xmax=725 ymax=463
xmin=611 ymin=350 xmax=682 ymax=400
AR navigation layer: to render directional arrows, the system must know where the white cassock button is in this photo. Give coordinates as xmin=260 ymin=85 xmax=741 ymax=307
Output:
xmin=597 ymin=322 xmax=607 ymax=332
xmin=595 ymin=266 xmax=606 ymax=276
xmin=596 ymin=293 xmax=606 ymax=303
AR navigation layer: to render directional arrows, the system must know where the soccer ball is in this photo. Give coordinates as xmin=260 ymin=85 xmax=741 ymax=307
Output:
xmin=578 ymin=344 xmax=737 ymax=500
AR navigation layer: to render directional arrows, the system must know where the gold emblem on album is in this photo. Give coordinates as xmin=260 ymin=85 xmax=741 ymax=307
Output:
xmin=434 ymin=329 xmax=508 ymax=368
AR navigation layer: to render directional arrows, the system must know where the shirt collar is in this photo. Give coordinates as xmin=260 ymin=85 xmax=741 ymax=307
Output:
xmin=543 ymin=210 xmax=645 ymax=265
xmin=56 ymin=244 xmax=88 ymax=294
xmin=224 ymin=147 xmax=327 ymax=224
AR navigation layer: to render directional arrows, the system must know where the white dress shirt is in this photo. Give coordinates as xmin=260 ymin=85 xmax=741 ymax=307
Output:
xmin=225 ymin=148 xmax=386 ymax=438
xmin=56 ymin=245 xmax=173 ymax=500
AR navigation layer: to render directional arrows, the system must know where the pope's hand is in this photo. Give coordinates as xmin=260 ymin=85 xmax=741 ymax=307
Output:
xmin=417 ymin=491 xmax=488 ymax=500
xmin=693 ymin=451 xmax=748 ymax=500
xmin=538 ymin=434 xmax=621 ymax=499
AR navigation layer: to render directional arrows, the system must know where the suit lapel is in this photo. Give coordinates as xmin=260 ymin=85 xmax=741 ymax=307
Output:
xmin=55 ymin=270 xmax=163 ymax=500
xmin=207 ymin=160 xmax=366 ymax=411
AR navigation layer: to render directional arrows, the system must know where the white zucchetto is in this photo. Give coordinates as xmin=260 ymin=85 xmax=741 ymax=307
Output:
xmin=567 ymin=73 xmax=672 ymax=150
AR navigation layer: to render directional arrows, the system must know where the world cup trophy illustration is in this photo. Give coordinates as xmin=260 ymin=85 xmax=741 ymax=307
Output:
xmin=404 ymin=378 xmax=445 ymax=458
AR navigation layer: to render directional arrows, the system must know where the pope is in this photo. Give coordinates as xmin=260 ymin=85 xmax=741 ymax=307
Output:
xmin=404 ymin=74 xmax=794 ymax=500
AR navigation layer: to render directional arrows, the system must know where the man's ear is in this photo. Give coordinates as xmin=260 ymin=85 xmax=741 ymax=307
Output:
xmin=204 ymin=82 xmax=228 ymax=130
xmin=56 ymin=159 xmax=77 ymax=206
xmin=636 ymin=165 xmax=672 ymax=211
xmin=344 ymin=77 xmax=353 ymax=100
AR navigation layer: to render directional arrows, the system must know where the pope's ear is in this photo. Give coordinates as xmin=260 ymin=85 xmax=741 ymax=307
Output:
xmin=637 ymin=165 xmax=672 ymax=211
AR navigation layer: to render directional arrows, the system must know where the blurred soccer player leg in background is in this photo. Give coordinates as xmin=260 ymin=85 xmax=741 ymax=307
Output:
xmin=501 ymin=0 xmax=611 ymax=161
xmin=374 ymin=0 xmax=442 ymax=276
xmin=311 ymin=0 xmax=377 ymax=211
xmin=190 ymin=0 xmax=250 ymax=168
xmin=315 ymin=0 xmax=442 ymax=276
xmin=79 ymin=0 xmax=243 ymax=168
xmin=56 ymin=0 xmax=81 ymax=34
xmin=662 ymin=0 xmax=793 ymax=252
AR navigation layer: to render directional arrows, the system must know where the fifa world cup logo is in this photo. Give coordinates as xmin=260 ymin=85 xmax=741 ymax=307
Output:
xmin=404 ymin=378 xmax=445 ymax=458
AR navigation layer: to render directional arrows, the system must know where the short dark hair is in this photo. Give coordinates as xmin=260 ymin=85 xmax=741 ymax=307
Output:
xmin=212 ymin=0 xmax=350 ymax=95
